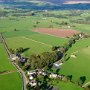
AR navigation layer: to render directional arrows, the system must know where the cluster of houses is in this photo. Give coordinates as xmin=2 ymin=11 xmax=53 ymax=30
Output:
xmin=27 ymin=69 xmax=47 ymax=86
xmin=10 ymin=53 xmax=26 ymax=63
xmin=27 ymin=69 xmax=64 ymax=87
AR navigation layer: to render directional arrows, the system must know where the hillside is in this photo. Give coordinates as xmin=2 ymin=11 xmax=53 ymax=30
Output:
xmin=0 ymin=0 xmax=90 ymax=10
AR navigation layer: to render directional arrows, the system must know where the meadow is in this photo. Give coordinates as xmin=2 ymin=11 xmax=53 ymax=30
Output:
xmin=60 ymin=38 xmax=90 ymax=84
xmin=0 ymin=43 xmax=22 ymax=90
xmin=53 ymin=81 xmax=83 ymax=90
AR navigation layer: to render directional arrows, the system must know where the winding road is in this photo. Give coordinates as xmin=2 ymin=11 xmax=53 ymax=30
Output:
xmin=0 ymin=33 xmax=27 ymax=90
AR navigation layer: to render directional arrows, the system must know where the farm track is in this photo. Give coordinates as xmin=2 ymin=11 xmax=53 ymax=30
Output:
xmin=0 ymin=70 xmax=17 ymax=75
xmin=22 ymin=36 xmax=52 ymax=47
xmin=82 ymin=81 xmax=90 ymax=87
xmin=0 ymin=33 xmax=27 ymax=90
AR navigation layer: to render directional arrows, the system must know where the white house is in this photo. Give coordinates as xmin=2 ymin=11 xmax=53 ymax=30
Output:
xmin=29 ymin=80 xmax=37 ymax=87
xmin=71 ymin=54 xmax=76 ymax=58
xmin=27 ymin=71 xmax=34 ymax=76
xmin=50 ymin=73 xmax=57 ymax=78
xmin=10 ymin=54 xmax=18 ymax=61
xmin=29 ymin=75 xmax=34 ymax=80
xmin=54 ymin=60 xmax=63 ymax=67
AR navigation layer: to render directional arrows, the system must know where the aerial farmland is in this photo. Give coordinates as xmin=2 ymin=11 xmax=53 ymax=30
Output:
xmin=0 ymin=0 xmax=90 ymax=90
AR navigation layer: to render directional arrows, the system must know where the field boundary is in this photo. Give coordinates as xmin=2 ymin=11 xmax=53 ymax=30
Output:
xmin=22 ymin=36 xmax=52 ymax=47
xmin=0 ymin=70 xmax=17 ymax=75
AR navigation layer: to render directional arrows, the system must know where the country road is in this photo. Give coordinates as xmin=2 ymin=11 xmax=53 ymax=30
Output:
xmin=0 ymin=33 xmax=27 ymax=90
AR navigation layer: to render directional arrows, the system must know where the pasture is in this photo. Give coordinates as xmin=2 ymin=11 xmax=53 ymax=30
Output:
xmin=53 ymin=81 xmax=83 ymax=90
xmin=0 ymin=43 xmax=22 ymax=90
xmin=0 ymin=72 xmax=22 ymax=90
xmin=0 ymin=43 xmax=15 ymax=72
xmin=60 ymin=38 xmax=90 ymax=84
xmin=6 ymin=33 xmax=68 ymax=56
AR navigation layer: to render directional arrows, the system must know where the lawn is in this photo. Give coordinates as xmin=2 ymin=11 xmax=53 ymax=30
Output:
xmin=0 ymin=43 xmax=22 ymax=90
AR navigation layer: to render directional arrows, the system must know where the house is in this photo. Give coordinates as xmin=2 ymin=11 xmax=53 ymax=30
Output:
xmin=19 ymin=57 xmax=26 ymax=62
xmin=27 ymin=71 xmax=36 ymax=76
xmin=71 ymin=54 xmax=76 ymax=58
xmin=10 ymin=54 xmax=18 ymax=61
xmin=54 ymin=60 xmax=63 ymax=67
xmin=42 ymin=72 xmax=47 ymax=76
xmin=50 ymin=73 xmax=57 ymax=78
xmin=29 ymin=75 xmax=34 ymax=80
xmin=29 ymin=80 xmax=37 ymax=87
xmin=58 ymin=75 xmax=64 ymax=80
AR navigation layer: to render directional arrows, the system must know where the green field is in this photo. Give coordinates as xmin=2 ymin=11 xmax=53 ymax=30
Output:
xmin=0 ymin=72 xmax=22 ymax=90
xmin=0 ymin=44 xmax=15 ymax=72
xmin=5 ymin=32 xmax=68 ymax=56
xmin=60 ymin=38 xmax=90 ymax=84
xmin=0 ymin=43 xmax=22 ymax=90
xmin=0 ymin=9 xmax=90 ymax=90
xmin=54 ymin=81 xmax=83 ymax=90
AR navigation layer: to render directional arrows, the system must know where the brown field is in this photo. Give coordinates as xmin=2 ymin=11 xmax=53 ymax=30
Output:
xmin=34 ymin=28 xmax=80 ymax=38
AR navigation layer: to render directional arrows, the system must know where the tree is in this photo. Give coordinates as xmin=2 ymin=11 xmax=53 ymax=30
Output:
xmin=87 ymin=85 xmax=90 ymax=90
xmin=66 ymin=75 xmax=72 ymax=81
xmin=19 ymin=47 xmax=24 ymax=53
xmin=26 ymin=83 xmax=32 ymax=90
xmin=23 ymin=60 xmax=30 ymax=71
xmin=77 ymin=76 xmax=86 ymax=86
xmin=52 ymin=46 xmax=60 ymax=51
xmin=9 ymin=48 xmax=15 ymax=54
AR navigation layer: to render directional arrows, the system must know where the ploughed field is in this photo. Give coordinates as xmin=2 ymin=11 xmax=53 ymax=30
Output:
xmin=34 ymin=28 xmax=80 ymax=38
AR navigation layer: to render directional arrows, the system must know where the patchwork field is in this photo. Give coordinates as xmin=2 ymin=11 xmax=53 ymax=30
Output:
xmin=0 ymin=9 xmax=90 ymax=90
xmin=0 ymin=43 xmax=22 ymax=90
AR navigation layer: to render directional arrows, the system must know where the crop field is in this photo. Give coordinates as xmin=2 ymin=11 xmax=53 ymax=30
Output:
xmin=0 ymin=43 xmax=22 ymax=90
xmin=34 ymin=28 xmax=80 ymax=38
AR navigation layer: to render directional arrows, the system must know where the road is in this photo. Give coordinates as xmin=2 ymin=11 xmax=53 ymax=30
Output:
xmin=82 ymin=81 xmax=90 ymax=87
xmin=0 ymin=33 xmax=27 ymax=90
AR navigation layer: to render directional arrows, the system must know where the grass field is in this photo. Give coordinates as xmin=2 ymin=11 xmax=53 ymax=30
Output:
xmin=54 ymin=81 xmax=83 ymax=90
xmin=6 ymin=34 xmax=68 ymax=56
xmin=0 ymin=43 xmax=15 ymax=72
xmin=60 ymin=38 xmax=90 ymax=84
xmin=0 ymin=72 xmax=22 ymax=90
xmin=0 ymin=43 xmax=22 ymax=90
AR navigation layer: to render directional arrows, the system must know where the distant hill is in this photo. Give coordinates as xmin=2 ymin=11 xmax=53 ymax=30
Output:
xmin=0 ymin=0 xmax=90 ymax=10
xmin=0 ymin=0 xmax=90 ymax=4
